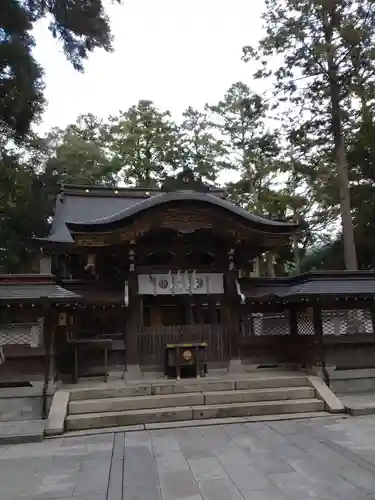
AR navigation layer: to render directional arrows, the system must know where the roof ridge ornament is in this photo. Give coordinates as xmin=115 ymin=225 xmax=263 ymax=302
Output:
xmin=162 ymin=167 xmax=211 ymax=193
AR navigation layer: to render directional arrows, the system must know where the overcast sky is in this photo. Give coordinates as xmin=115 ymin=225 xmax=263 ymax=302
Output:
xmin=33 ymin=0 xmax=266 ymax=132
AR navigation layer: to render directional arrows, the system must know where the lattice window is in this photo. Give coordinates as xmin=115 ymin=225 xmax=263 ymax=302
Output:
xmin=297 ymin=309 xmax=315 ymax=336
xmin=0 ymin=319 xmax=44 ymax=346
xmin=322 ymin=309 xmax=373 ymax=335
xmin=242 ymin=311 xmax=290 ymax=336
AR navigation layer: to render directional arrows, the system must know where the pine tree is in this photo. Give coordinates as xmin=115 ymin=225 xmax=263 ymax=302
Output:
xmin=107 ymin=101 xmax=181 ymax=187
xmin=244 ymin=0 xmax=375 ymax=270
xmin=208 ymin=82 xmax=278 ymax=206
xmin=179 ymin=107 xmax=226 ymax=184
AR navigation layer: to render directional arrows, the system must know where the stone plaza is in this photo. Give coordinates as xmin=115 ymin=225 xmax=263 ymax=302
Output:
xmin=1 ymin=415 xmax=375 ymax=500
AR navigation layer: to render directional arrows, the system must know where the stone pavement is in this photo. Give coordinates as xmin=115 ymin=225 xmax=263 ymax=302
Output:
xmin=1 ymin=415 xmax=375 ymax=500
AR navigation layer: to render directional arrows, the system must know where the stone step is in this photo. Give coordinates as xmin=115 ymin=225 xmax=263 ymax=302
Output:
xmin=204 ymin=386 xmax=315 ymax=405
xmin=65 ymin=398 xmax=324 ymax=431
xmin=69 ymin=392 xmax=204 ymax=414
xmin=69 ymin=374 xmax=309 ymax=401
xmin=0 ymin=420 xmax=45 ymax=445
xmin=346 ymin=405 xmax=375 ymax=416
xmin=68 ymin=386 xmax=315 ymax=415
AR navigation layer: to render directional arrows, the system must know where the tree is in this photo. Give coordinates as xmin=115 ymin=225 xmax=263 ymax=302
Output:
xmin=1 ymin=0 xmax=121 ymax=141
xmin=301 ymin=109 xmax=375 ymax=271
xmin=0 ymin=114 xmax=122 ymax=272
xmin=179 ymin=107 xmax=227 ymax=184
xmin=43 ymin=115 xmax=119 ymax=188
xmin=209 ymin=82 xmax=278 ymax=205
xmin=244 ymin=0 xmax=375 ymax=270
xmin=107 ymin=100 xmax=182 ymax=187
xmin=0 ymin=143 xmax=49 ymax=271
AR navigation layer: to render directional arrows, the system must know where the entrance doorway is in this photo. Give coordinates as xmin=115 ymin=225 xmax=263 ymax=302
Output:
xmin=142 ymin=296 xmax=221 ymax=327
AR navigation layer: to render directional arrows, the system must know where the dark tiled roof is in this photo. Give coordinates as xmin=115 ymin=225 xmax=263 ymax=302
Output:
xmin=68 ymin=191 xmax=297 ymax=230
xmin=0 ymin=283 xmax=81 ymax=302
xmin=291 ymin=278 xmax=375 ymax=297
xmin=241 ymin=271 xmax=375 ymax=300
xmin=37 ymin=185 xmax=298 ymax=243
xmin=39 ymin=189 xmax=147 ymax=243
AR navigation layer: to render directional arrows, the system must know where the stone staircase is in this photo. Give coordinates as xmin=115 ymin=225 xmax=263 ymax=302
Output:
xmin=64 ymin=373 xmax=328 ymax=432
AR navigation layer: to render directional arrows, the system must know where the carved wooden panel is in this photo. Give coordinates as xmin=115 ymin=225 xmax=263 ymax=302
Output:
xmin=73 ymin=205 xmax=284 ymax=246
xmin=160 ymin=210 xmax=212 ymax=231
xmin=118 ymin=220 xmax=151 ymax=242
xmin=75 ymin=235 xmax=109 ymax=246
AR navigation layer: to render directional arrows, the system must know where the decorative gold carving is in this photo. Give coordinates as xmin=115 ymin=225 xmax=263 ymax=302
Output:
xmin=119 ymin=221 xmax=151 ymax=241
xmin=160 ymin=210 xmax=212 ymax=230
xmin=75 ymin=235 xmax=108 ymax=246
xmin=74 ymin=208 xmax=266 ymax=246
xmin=119 ymin=230 xmax=136 ymax=242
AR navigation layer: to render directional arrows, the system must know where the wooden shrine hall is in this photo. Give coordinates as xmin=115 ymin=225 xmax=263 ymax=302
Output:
xmin=1 ymin=172 xmax=375 ymax=389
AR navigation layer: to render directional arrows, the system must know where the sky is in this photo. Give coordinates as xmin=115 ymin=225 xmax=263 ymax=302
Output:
xmin=32 ymin=0 xmax=266 ymax=133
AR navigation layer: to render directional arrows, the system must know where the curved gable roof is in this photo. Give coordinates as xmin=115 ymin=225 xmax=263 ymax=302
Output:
xmin=37 ymin=187 xmax=299 ymax=244
xmin=67 ymin=190 xmax=298 ymax=233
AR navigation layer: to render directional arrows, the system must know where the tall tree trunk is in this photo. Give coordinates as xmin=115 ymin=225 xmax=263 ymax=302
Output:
xmin=290 ymin=156 xmax=301 ymax=274
xmin=240 ymin=111 xmax=257 ymax=206
xmin=334 ymin=135 xmax=357 ymax=269
xmin=292 ymin=233 xmax=301 ymax=275
xmin=324 ymin=4 xmax=357 ymax=270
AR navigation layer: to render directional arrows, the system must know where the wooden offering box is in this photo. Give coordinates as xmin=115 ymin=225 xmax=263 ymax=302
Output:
xmin=164 ymin=342 xmax=207 ymax=379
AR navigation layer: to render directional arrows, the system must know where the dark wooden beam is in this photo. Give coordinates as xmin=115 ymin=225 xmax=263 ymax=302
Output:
xmin=41 ymin=298 xmax=53 ymax=419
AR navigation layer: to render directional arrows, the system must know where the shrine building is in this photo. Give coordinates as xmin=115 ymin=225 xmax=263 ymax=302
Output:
xmin=1 ymin=171 xmax=375 ymax=404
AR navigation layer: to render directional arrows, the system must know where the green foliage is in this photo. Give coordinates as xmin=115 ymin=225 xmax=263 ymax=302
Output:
xmin=244 ymin=0 xmax=375 ymax=269
xmin=180 ymin=107 xmax=227 ymax=184
xmin=0 ymin=115 xmax=121 ymax=271
xmin=107 ymin=101 xmax=182 ymax=188
xmin=209 ymin=82 xmax=279 ymax=204
xmin=301 ymin=110 xmax=375 ymax=270
xmin=0 ymin=0 xmax=121 ymax=140
xmin=43 ymin=116 xmax=119 ymax=188
xmin=0 ymin=144 xmax=48 ymax=271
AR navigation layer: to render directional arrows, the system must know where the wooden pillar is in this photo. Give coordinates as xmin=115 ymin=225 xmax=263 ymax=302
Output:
xmin=194 ymin=296 xmax=204 ymax=325
xmin=266 ymin=251 xmax=276 ymax=278
xmin=208 ymin=296 xmax=217 ymax=324
xmin=49 ymin=322 xmax=56 ymax=382
xmin=289 ymin=306 xmax=298 ymax=336
xmin=126 ymin=278 xmax=139 ymax=365
xmin=225 ymin=303 xmax=239 ymax=360
xmin=224 ymin=298 xmax=242 ymax=371
xmin=371 ymin=306 xmax=375 ymax=334
xmin=41 ymin=298 xmax=53 ymax=419
xmin=150 ymin=304 xmax=162 ymax=326
xmin=125 ymin=244 xmax=142 ymax=380
xmin=288 ymin=305 xmax=299 ymax=366
xmin=311 ymin=305 xmax=328 ymax=382
xmin=224 ymin=257 xmax=244 ymax=372
xmin=185 ymin=296 xmax=195 ymax=325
